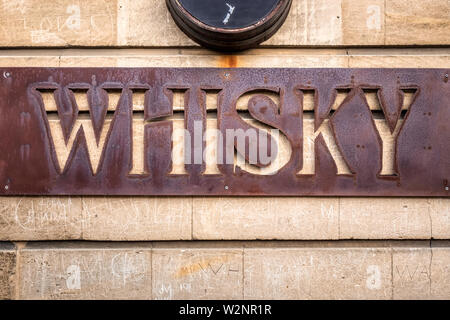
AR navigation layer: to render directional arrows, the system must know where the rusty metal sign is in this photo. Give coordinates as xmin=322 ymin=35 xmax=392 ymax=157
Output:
xmin=0 ymin=68 xmax=448 ymax=196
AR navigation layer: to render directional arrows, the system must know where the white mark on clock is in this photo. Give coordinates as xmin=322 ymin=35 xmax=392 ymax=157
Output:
xmin=223 ymin=3 xmax=236 ymax=25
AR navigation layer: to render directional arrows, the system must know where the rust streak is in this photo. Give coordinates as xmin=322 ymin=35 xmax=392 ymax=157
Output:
xmin=219 ymin=55 xmax=239 ymax=68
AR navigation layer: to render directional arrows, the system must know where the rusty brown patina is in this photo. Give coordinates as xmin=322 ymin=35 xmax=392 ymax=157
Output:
xmin=0 ymin=67 xmax=448 ymax=196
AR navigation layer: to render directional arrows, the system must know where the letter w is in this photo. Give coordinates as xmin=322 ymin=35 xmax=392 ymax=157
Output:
xmin=40 ymin=88 xmax=117 ymax=175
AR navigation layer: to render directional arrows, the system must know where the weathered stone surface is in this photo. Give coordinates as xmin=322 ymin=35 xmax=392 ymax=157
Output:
xmin=340 ymin=198 xmax=431 ymax=239
xmin=81 ymin=197 xmax=192 ymax=240
xmin=152 ymin=245 xmax=243 ymax=300
xmin=59 ymin=49 xmax=349 ymax=68
xmin=430 ymin=245 xmax=450 ymax=299
xmin=0 ymin=197 xmax=82 ymax=240
xmin=3 ymin=48 xmax=449 ymax=69
xmin=10 ymin=242 xmax=450 ymax=300
xmin=116 ymin=0 xmax=194 ymax=47
xmin=430 ymin=199 xmax=450 ymax=239
xmin=0 ymin=0 xmax=117 ymax=46
xmin=392 ymin=243 xmax=450 ymax=300
xmin=0 ymin=55 xmax=60 ymax=67
xmin=193 ymin=197 xmax=339 ymax=240
xmin=244 ymin=247 xmax=392 ymax=299
xmin=392 ymin=247 xmax=432 ymax=299
xmin=19 ymin=242 xmax=152 ymax=300
xmin=385 ymin=0 xmax=450 ymax=45
xmin=265 ymin=0 xmax=343 ymax=46
xmin=0 ymin=0 xmax=448 ymax=47
xmin=342 ymin=0 xmax=385 ymax=45
xmin=348 ymin=49 xmax=450 ymax=68
xmin=0 ymin=243 xmax=16 ymax=300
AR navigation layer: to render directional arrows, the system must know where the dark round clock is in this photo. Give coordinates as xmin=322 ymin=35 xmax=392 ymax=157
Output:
xmin=166 ymin=0 xmax=292 ymax=51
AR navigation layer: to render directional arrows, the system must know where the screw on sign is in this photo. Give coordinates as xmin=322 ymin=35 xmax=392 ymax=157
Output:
xmin=166 ymin=0 xmax=293 ymax=51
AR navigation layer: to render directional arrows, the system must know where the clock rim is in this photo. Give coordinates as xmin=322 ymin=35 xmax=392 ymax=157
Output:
xmin=166 ymin=0 xmax=292 ymax=51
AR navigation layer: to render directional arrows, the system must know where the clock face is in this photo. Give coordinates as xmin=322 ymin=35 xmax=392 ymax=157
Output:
xmin=178 ymin=0 xmax=281 ymax=29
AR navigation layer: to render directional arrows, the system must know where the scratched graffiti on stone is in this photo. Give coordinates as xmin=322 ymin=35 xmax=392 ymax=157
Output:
xmin=20 ymin=249 xmax=151 ymax=299
xmin=153 ymin=251 xmax=242 ymax=300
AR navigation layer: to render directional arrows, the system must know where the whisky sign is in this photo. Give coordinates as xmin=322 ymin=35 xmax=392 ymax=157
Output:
xmin=0 ymin=68 xmax=448 ymax=196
